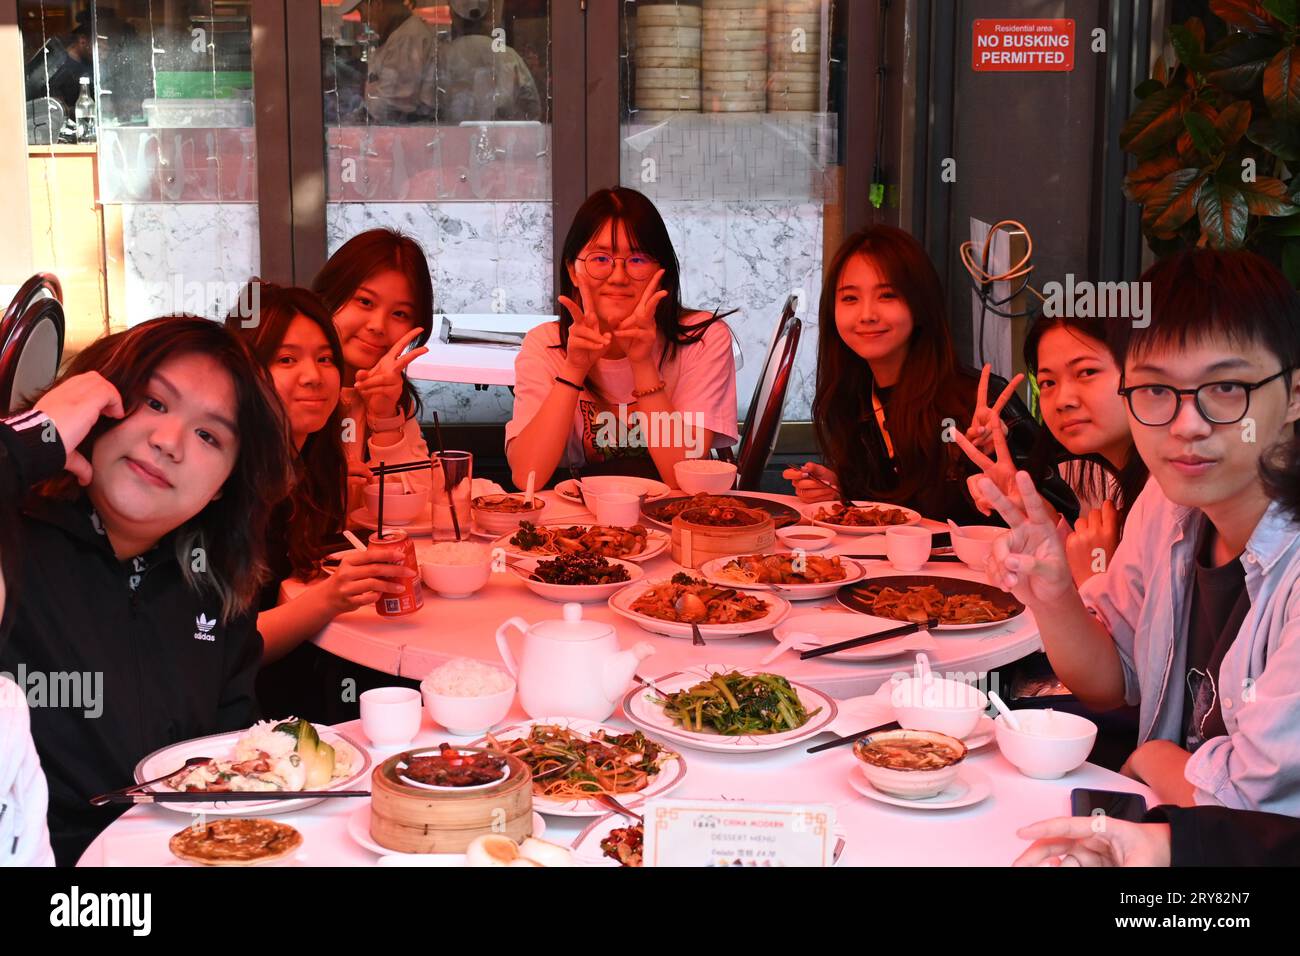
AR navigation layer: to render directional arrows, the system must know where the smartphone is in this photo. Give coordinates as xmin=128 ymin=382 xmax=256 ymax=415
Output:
xmin=1070 ymin=788 xmax=1148 ymax=823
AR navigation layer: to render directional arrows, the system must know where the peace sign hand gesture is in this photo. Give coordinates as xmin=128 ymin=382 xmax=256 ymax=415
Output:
xmin=980 ymin=471 xmax=1075 ymax=608
xmin=557 ymin=271 xmax=612 ymax=379
xmin=353 ymin=328 xmax=429 ymax=420
xmin=966 ymin=364 xmax=1025 ymax=455
xmin=613 ymin=268 xmax=668 ymax=367
xmin=952 ymin=414 xmax=1019 ymax=516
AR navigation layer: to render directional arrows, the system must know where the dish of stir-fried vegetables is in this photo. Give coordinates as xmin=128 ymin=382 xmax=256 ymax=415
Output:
xmin=656 ymin=671 xmax=821 ymax=735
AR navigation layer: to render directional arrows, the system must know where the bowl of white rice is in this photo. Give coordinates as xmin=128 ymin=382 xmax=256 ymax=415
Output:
xmin=420 ymin=659 xmax=516 ymax=735
xmin=417 ymin=541 xmax=493 ymax=598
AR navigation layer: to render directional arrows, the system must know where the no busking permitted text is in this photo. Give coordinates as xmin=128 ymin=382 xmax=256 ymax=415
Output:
xmin=972 ymin=19 xmax=1075 ymax=72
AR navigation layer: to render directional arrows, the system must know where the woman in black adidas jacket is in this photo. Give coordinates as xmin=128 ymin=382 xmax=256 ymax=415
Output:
xmin=0 ymin=317 xmax=292 ymax=865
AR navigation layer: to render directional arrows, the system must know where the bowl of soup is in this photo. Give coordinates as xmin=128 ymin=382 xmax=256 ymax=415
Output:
xmin=363 ymin=483 xmax=429 ymax=526
xmin=852 ymin=729 xmax=967 ymax=799
xmin=471 ymin=494 xmax=547 ymax=534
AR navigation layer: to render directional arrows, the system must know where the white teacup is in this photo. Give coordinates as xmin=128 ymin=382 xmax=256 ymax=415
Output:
xmin=885 ymin=525 xmax=932 ymax=571
xmin=359 ymin=687 xmax=423 ymax=748
xmin=592 ymin=491 xmax=641 ymax=527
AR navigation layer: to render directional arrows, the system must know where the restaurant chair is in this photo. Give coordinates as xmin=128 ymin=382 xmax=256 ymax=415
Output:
xmin=732 ymin=295 xmax=802 ymax=490
xmin=0 ymin=273 xmax=66 ymax=414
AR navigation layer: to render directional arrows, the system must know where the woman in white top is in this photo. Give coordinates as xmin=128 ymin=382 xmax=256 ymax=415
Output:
xmin=506 ymin=187 xmax=739 ymax=489
xmin=312 ymin=229 xmax=435 ymax=509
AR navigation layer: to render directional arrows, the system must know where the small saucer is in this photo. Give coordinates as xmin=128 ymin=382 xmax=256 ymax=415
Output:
xmin=848 ymin=764 xmax=991 ymax=810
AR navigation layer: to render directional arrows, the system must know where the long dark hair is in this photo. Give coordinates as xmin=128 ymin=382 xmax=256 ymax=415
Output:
xmin=1262 ymin=430 xmax=1300 ymax=521
xmin=33 ymin=317 xmax=294 ymax=623
xmin=812 ymin=225 xmax=972 ymax=504
xmin=312 ymin=228 xmax=435 ymax=418
xmin=555 ymin=188 xmax=730 ymax=389
xmin=226 ymin=283 xmax=349 ymax=581
xmin=1023 ymin=315 xmax=1147 ymax=528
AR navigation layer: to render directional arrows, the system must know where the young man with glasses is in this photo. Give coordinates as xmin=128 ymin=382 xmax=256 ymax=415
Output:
xmin=978 ymin=249 xmax=1300 ymax=813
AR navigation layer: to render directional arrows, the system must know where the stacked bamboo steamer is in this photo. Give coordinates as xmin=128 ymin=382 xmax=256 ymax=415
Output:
xmin=767 ymin=0 xmax=821 ymax=111
xmin=634 ymin=3 xmax=702 ymax=119
xmin=701 ymin=0 xmax=768 ymax=113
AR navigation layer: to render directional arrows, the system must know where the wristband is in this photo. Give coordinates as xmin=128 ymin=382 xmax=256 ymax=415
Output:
xmin=555 ymin=376 xmax=584 ymax=392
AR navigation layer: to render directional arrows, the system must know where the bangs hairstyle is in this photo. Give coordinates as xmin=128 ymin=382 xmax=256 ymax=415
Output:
xmin=1108 ymin=248 xmax=1300 ymax=376
xmin=1023 ymin=314 xmax=1147 ymax=527
xmin=35 ymin=316 xmax=294 ymax=624
xmin=225 ymin=283 xmax=349 ymax=580
xmin=312 ymin=228 xmax=435 ymax=418
xmin=812 ymin=225 xmax=970 ymax=503
xmin=555 ymin=187 xmax=731 ymax=387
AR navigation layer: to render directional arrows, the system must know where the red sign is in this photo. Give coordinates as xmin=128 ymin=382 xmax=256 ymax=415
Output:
xmin=972 ymin=19 xmax=1075 ymax=72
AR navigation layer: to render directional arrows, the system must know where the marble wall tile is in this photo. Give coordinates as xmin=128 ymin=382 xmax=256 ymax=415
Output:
xmin=121 ymin=203 xmax=260 ymax=324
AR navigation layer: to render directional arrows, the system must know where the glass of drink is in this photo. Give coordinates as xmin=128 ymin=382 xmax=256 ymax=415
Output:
xmin=430 ymin=450 xmax=473 ymax=541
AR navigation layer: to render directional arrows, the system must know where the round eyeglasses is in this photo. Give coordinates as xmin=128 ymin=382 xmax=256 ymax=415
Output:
xmin=1117 ymin=368 xmax=1294 ymax=426
xmin=576 ymin=253 xmax=659 ymax=281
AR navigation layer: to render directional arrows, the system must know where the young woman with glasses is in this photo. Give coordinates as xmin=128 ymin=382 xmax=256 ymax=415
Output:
xmin=505 ymin=187 xmax=739 ymax=488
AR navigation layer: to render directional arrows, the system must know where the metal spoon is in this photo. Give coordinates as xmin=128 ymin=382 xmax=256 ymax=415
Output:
xmin=595 ymin=791 xmax=644 ymax=823
xmin=90 ymin=756 xmax=212 ymax=806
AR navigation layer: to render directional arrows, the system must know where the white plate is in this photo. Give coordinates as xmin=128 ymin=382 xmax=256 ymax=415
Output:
xmin=609 ymin=580 xmax=791 ymax=638
xmin=800 ymin=500 xmax=923 ymax=535
xmin=867 ymin=683 xmax=996 ymax=749
xmin=133 ymin=726 xmax=371 ymax=816
xmin=350 ymin=506 xmax=436 ymax=535
xmin=555 ymin=476 xmax=672 ymax=505
xmin=471 ymin=717 xmax=687 ymax=817
xmin=571 ymin=812 xmax=849 ymax=867
xmin=698 ymin=553 xmax=869 ymax=601
xmin=772 ymin=611 xmax=939 ymax=661
xmin=491 ymin=523 xmax=670 ymax=563
xmin=395 ymin=751 xmax=512 ymax=792
xmin=848 ymin=763 xmax=992 ymax=810
xmin=837 ymin=573 xmax=1027 ymax=631
xmin=508 ymin=556 xmax=645 ymax=603
xmin=347 ymin=801 xmax=547 ymax=857
xmin=622 ymin=665 xmax=839 ymax=753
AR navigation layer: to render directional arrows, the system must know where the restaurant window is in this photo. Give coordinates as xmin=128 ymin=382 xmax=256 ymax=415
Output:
xmin=320 ymin=0 xmax=552 ymax=425
xmin=617 ymin=0 xmax=845 ymax=421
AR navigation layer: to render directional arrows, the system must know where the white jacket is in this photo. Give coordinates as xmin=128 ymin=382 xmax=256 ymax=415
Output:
xmin=0 ymin=677 xmax=54 ymax=866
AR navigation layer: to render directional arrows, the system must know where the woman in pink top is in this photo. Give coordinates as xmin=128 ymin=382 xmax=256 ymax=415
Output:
xmin=506 ymin=188 xmax=739 ymax=489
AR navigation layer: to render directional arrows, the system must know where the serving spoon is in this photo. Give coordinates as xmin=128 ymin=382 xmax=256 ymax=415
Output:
xmin=90 ymin=756 xmax=212 ymax=806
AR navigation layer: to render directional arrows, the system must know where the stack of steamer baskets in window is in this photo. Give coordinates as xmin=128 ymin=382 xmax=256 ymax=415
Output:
xmin=633 ymin=2 xmax=702 ymax=120
xmin=369 ymin=743 xmax=536 ymax=854
xmin=701 ymin=0 xmax=769 ymax=113
xmin=767 ymin=0 xmax=822 ymax=111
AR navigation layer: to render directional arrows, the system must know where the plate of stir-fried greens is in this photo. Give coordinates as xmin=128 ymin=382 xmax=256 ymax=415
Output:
xmin=621 ymin=667 xmax=838 ymax=752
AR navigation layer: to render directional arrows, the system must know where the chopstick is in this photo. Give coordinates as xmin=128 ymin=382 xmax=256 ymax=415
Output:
xmin=799 ymin=470 xmax=853 ymax=508
xmin=372 ymin=460 xmax=433 ymax=477
xmin=96 ymin=789 xmax=371 ymax=805
xmin=377 ymin=461 xmax=385 ymax=537
xmin=806 ymin=721 xmax=901 ymax=754
xmin=798 ymin=618 xmax=938 ymax=660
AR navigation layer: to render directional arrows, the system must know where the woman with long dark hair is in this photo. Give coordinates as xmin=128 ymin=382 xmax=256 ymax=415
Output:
xmin=225 ymin=284 xmax=415 ymax=669
xmin=313 ymin=228 xmax=434 ymax=504
xmin=784 ymin=225 xmax=1035 ymax=523
xmin=0 ymin=316 xmax=293 ymax=864
xmin=506 ymin=187 xmax=739 ymax=488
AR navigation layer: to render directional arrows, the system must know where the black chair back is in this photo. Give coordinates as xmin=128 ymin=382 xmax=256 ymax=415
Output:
xmin=733 ymin=295 xmax=802 ymax=490
xmin=1 ymin=274 xmax=65 ymax=413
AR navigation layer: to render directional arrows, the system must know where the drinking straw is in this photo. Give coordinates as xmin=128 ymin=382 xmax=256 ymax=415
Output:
xmin=429 ymin=412 xmax=461 ymax=540
xmin=432 ymin=410 xmax=446 ymax=454
xmin=377 ymin=462 xmax=386 ymax=539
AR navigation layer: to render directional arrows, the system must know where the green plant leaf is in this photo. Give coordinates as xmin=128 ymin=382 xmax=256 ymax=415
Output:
xmin=1264 ymin=0 xmax=1299 ymax=26
xmin=1214 ymin=101 xmax=1253 ymax=146
xmin=1135 ymin=78 xmax=1166 ymax=99
xmin=1239 ymin=175 xmax=1300 ymax=214
xmin=1144 ymin=168 xmax=1208 ymax=233
xmin=1198 ymin=181 xmax=1250 ymax=248
xmin=1264 ymin=45 xmax=1300 ymax=121
xmin=1205 ymin=35 xmax=1285 ymax=92
xmin=1247 ymin=116 xmax=1300 ymax=159
xmin=1121 ymin=87 xmax=1190 ymax=154
xmin=1211 ymin=0 xmax=1283 ymax=34
xmin=1172 ymin=23 xmax=1208 ymax=73
xmin=1185 ymin=110 xmax=1226 ymax=154
xmin=1124 ymin=154 xmax=1184 ymax=202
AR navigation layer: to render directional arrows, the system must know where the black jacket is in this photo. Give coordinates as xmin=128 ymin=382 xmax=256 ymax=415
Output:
xmin=1148 ymin=805 xmax=1300 ymax=866
xmin=0 ymin=415 xmax=262 ymax=866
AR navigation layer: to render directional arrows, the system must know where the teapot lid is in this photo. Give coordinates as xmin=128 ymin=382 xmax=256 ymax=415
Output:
xmin=532 ymin=602 xmax=614 ymax=642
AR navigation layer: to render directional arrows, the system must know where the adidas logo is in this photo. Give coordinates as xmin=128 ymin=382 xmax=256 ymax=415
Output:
xmin=193 ymin=613 xmax=217 ymax=642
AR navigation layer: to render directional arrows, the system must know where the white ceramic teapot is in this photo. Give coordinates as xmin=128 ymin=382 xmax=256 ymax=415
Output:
xmin=495 ymin=603 xmax=655 ymax=721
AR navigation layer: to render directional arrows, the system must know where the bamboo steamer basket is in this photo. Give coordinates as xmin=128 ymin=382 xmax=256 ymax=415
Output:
xmin=369 ymin=746 xmax=533 ymax=854
xmin=638 ymin=4 xmax=703 ymax=25
xmin=702 ymin=11 xmax=769 ymax=29
xmin=638 ymin=66 xmax=702 ymax=82
xmin=767 ymin=72 xmax=819 ymax=91
xmin=671 ymin=507 xmax=775 ymax=568
xmin=702 ymin=29 xmax=767 ymax=47
xmin=637 ymin=93 xmax=703 ymax=109
xmin=704 ymin=0 xmax=768 ymax=10
xmin=704 ymin=95 xmax=766 ymax=111
xmin=637 ymin=25 xmax=703 ymax=46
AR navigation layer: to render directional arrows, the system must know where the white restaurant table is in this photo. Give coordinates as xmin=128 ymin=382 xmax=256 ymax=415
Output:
xmin=290 ymin=490 xmax=1045 ymax=700
xmin=80 ymin=706 xmax=1155 ymax=867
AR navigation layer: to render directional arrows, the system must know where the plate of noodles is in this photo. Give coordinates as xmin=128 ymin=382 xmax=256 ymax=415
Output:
xmin=474 ymin=718 xmax=686 ymax=817
xmin=835 ymin=574 xmax=1026 ymax=630
xmin=800 ymin=500 xmax=923 ymax=534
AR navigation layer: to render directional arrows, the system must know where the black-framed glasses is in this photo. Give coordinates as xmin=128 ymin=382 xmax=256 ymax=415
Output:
xmin=1118 ymin=368 xmax=1294 ymax=426
xmin=576 ymin=253 xmax=659 ymax=280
